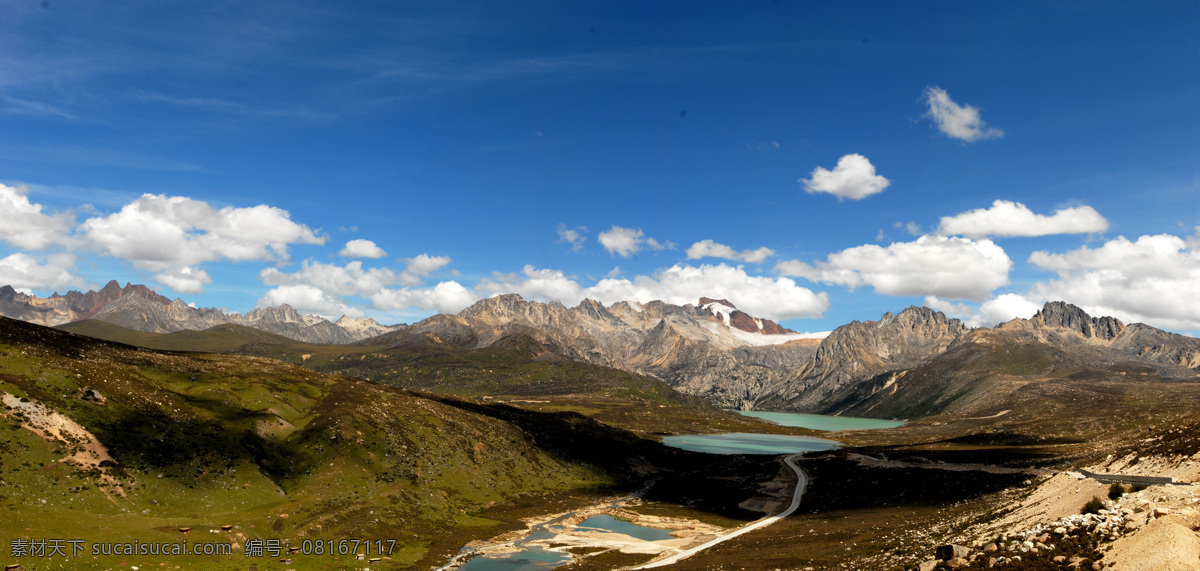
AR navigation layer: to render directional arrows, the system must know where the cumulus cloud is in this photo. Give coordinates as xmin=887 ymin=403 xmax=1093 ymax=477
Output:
xmin=1024 ymin=233 xmax=1200 ymax=331
xmin=922 ymin=87 xmax=1004 ymax=142
xmin=372 ymin=281 xmax=479 ymax=314
xmin=923 ymin=296 xmax=974 ymax=319
xmin=402 ymin=254 xmax=451 ymax=282
xmin=260 ymin=260 xmax=400 ymax=298
xmin=257 ymin=284 xmax=360 ymax=319
xmin=257 ymin=254 xmax=456 ymax=317
xmin=338 ymin=239 xmax=387 ymax=258
xmin=801 ymin=154 xmax=891 ymax=200
xmin=937 ymin=200 xmax=1109 ymax=238
xmin=598 ymin=226 xmax=673 ymax=258
xmin=0 ymin=183 xmax=74 ymax=250
xmin=967 ymin=293 xmax=1044 ymax=328
xmin=776 ymin=235 xmax=1011 ymax=301
xmin=79 ymin=194 xmax=324 ymax=292
xmin=557 ymin=224 xmax=587 ymax=252
xmin=477 ymin=263 xmax=829 ymax=321
xmin=81 ymin=194 xmax=325 ymax=266
xmin=0 ymin=253 xmax=82 ymax=292
xmin=686 ymin=240 xmax=774 ymax=264
xmin=153 ymin=266 xmax=212 ymax=295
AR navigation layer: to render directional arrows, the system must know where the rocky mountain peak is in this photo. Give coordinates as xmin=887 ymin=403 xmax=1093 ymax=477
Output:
xmin=892 ymin=306 xmax=966 ymax=333
xmin=574 ymin=299 xmax=617 ymax=322
xmin=698 ymin=297 xmax=736 ymax=309
xmin=458 ymin=293 xmax=528 ymax=320
xmin=696 ymin=297 xmax=795 ymax=335
xmin=1032 ymin=301 xmax=1125 ymax=341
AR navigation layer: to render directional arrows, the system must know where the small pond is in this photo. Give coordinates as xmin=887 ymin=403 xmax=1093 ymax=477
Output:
xmin=574 ymin=514 xmax=675 ymax=541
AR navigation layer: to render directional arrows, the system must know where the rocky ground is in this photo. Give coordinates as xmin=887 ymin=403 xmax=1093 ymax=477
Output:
xmin=901 ymin=453 xmax=1200 ymax=570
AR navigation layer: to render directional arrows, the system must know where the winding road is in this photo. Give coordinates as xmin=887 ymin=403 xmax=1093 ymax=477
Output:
xmin=632 ymin=453 xmax=809 ymax=569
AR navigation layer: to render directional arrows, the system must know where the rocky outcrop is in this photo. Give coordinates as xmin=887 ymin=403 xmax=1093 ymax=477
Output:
xmin=0 ymin=281 xmax=401 ymax=344
xmin=1030 ymin=301 xmax=1126 ymax=341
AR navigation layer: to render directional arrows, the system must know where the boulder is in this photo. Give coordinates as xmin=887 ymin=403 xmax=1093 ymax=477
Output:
xmin=935 ymin=544 xmax=971 ymax=560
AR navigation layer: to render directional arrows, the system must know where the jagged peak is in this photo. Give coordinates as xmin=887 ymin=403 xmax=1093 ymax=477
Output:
xmin=1031 ymin=301 xmax=1125 ymax=340
xmin=698 ymin=297 xmax=736 ymax=310
xmin=876 ymin=311 xmax=896 ymax=327
xmin=458 ymin=293 xmax=529 ymax=317
xmin=335 ymin=315 xmax=382 ymax=326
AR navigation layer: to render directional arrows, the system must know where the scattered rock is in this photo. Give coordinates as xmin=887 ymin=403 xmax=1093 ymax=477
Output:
xmin=935 ymin=544 xmax=971 ymax=560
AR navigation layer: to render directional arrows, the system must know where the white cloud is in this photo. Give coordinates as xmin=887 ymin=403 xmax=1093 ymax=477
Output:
xmin=403 ymin=254 xmax=451 ymax=281
xmin=598 ymin=226 xmax=673 ymax=258
xmin=937 ymin=200 xmax=1109 ymax=238
xmin=1025 ymin=233 xmax=1200 ymax=331
xmin=81 ymin=194 xmax=325 ymax=266
xmin=895 ymin=221 xmax=922 ymax=236
xmin=260 ymin=260 xmax=400 ymax=298
xmin=967 ymin=293 xmax=1043 ymax=328
xmin=0 ymin=183 xmax=74 ymax=250
xmin=257 ymin=284 xmax=359 ymax=319
xmin=777 ymin=235 xmax=1011 ymax=301
xmin=922 ymin=86 xmax=1004 ymax=142
xmin=372 ymin=281 xmax=480 ymax=314
xmin=801 ymin=154 xmax=891 ymax=200
xmin=339 ymin=239 xmax=387 ymax=259
xmin=0 ymin=253 xmax=82 ymax=292
xmin=257 ymin=255 xmax=455 ymax=317
xmin=923 ymin=296 xmax=973 ymax=318
xmin=79 ymin=194 xmax=325 ymax=292
xmin=686 ymin=239 xmax=774 ymax=264
xmin=153 ymin=266 xmax=212 ymax=295
xmin=557 ymin=224 xmax=587 ymax=252
xmin=477 ymin=263 xmax=829 ymax=321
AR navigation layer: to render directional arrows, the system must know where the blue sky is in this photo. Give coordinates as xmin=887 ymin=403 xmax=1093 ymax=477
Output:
xmin=1 ymin=1 xmax=1197 ymax=335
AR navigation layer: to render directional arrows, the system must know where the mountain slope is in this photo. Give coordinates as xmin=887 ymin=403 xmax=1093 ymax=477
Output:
xmin=759 ymin=306 xmax=967 ymax=412
xmin=808 ymin=303 xmax=1200 ymax=429
xmin=0 ymin=315 xmax=715 ymax=569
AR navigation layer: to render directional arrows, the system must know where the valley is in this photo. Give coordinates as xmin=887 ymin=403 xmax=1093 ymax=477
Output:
xmin=0 ymin=287 xmax=1198 ymax=570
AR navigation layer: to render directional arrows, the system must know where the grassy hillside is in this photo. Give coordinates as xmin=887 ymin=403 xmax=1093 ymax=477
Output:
xmin=236 ymin=332 xmax=810 ymax=437
xmin=814 ymin=333 xmax=1200 ymax=456
xmin=0 ymin=316 xmax=722 ymax=570
xmin=54 ymin=320 xmax=807 ymax=437
xmin=56 ymin=320 xmax=360 ymax=355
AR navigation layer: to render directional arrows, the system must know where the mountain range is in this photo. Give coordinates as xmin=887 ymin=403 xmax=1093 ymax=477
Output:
xmin=0 ymin=281 xmax=400 ymax=343
xmin=377 ymin=295 xmax=1200 ymax=417
xmin=3 ymin=281 xmax=1199 ymax=420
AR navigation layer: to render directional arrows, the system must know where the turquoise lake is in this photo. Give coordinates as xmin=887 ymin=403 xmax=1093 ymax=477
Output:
xmin=736 ymin=410 xmax=905 ymax=431
xmin=660 ymin=432 xmax=841 ymax=454
xmin=456 ymin=549 xmax=570 ymax=571
xmin=453 ymin=515 xmax=676 ymax=570
xmin=575 ymin=515 xmax=675 ymax=541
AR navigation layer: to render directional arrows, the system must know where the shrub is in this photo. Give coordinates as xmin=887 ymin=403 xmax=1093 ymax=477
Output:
xmin=1108 ymin=482 xmax=1126 ymax=500
xmin=1082 ymin=496 xmax=1105 ymax=514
